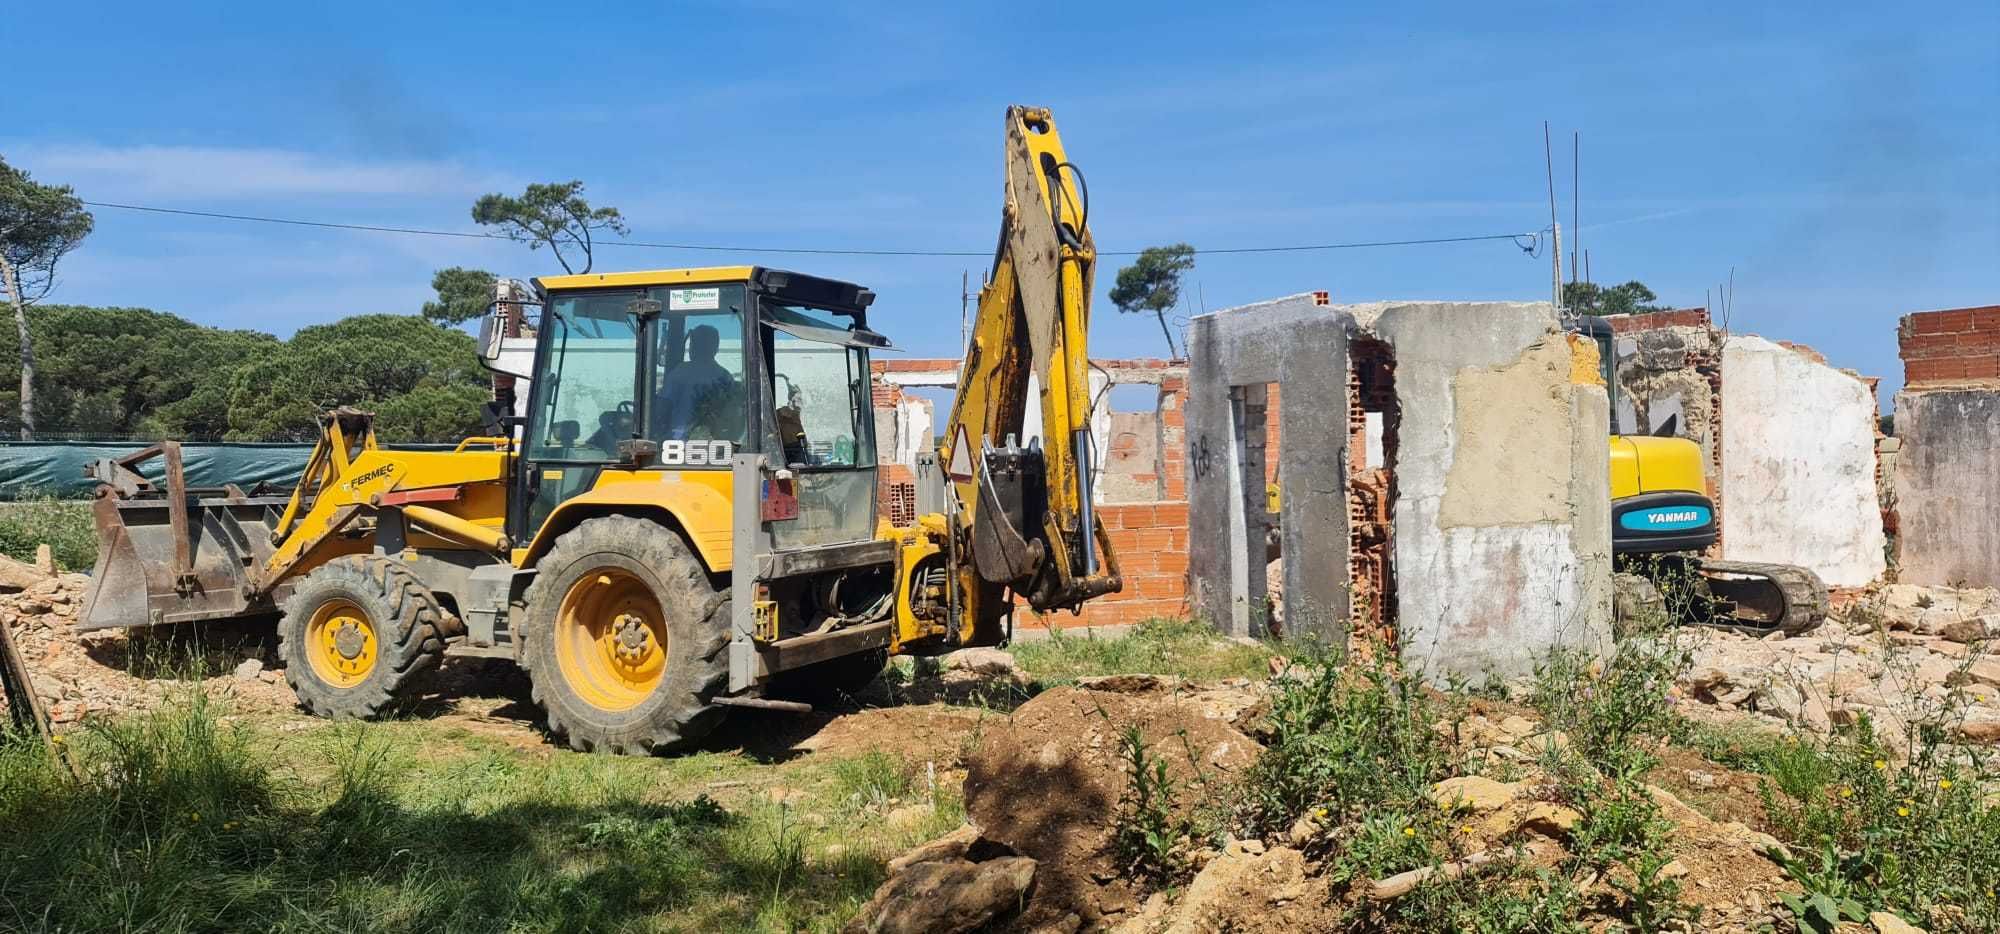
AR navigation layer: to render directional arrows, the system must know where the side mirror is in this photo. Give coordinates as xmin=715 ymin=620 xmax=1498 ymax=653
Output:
xmin=476 ymin=310 xmax=533 ymax=378
xmin=477 ymin=311 xmax=503 ymax=361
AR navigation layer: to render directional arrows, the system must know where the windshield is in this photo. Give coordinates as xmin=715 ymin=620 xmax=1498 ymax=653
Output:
xmin=528 ymin=294 xmax=642 ymax=461
xmin=764 ymin=302 xmax=875 ymax=469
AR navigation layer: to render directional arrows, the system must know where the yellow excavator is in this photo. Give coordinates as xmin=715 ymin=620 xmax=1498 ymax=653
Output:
xmin=79 ymin=105 xmax=1119 ymax=753
xmin=1578 ymin=316 xmax=1828 ymax=634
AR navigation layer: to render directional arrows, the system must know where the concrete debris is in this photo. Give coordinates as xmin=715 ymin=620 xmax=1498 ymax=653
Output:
xmin=842 ymin=833 xmax=1036 ymax=934
xmin=940 ymin=647 xmax=1018 ymax=677
xmin=1674 ymin=590 xmax=2000 ymax=753
xmin=0 ymin=554 xmax=54 ymax=592
xmin=1869 ymin=910 xmax=1927 ymax=934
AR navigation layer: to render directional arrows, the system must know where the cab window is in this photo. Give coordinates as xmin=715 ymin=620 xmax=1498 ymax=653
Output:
xmin=646 ymin=284 xmax=748 ymax=467
xmin=529 ymin=294 xmax=642 ymax=461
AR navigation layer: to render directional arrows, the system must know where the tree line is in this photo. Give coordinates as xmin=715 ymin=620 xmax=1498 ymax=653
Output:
xmin=0 ymin=154 xmax=628 ymax=443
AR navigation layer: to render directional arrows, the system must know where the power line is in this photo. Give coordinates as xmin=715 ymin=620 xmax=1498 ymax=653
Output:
xmin=80 ymin=200 xmax=1541 ymax=259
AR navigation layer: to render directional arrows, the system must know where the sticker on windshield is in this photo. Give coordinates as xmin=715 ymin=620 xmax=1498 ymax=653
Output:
xmin=668 ymin=287 xmax=720 ymax=311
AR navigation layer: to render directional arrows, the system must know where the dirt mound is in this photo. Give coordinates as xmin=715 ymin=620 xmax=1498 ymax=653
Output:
xmin=1 ymin=572 xmax=296 ymax=727
xmin=961 ymin=681 xmax=1262 ymax=929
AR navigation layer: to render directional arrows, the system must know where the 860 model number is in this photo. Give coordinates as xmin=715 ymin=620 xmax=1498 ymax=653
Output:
xmin=659 ymin=440 xmax=733 ymax=466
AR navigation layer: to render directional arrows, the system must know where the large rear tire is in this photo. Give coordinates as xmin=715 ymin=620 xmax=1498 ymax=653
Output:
xmin=519 ymin=516 xmax=730 ymax=754
xmin=278 ymin=556 xmax=449 ymax=719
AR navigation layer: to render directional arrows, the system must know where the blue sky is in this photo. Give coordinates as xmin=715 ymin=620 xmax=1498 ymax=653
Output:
xmin=6 ymin=1 xmax=1996 ymax=401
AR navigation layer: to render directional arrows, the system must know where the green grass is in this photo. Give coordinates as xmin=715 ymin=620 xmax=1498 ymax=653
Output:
xmin=1011 ymin=616 xmax=1274 ymax=683
xmin=0 ymin=692 xmax=964 ymax=933
xmin=0 ymin=496 xmax=96 ymax=571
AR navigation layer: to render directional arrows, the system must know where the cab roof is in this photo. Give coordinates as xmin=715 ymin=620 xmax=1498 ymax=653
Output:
xmin=535 ymin=265 xmax=756 ymax=290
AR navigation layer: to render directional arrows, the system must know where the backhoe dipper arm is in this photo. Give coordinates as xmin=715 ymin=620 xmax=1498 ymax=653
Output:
xmin=939 ymin=106 xmax=1121 ymax=641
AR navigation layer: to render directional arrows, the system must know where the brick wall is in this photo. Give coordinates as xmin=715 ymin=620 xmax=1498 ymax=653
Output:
xmin=1607 ymin=307 xmax=1711 ymax=333
xmin=1158 ymin=373 xmax=1188 ymax=500
xmin=1027 ymin=501 xmax=1189 ymax=628
xmin=870 ymin=358 xmax=1195 ymax=630
xmin=1899 ymin=305 xmax=2000 ymax=385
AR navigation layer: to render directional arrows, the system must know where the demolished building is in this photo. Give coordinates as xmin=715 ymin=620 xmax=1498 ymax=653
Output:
xmin=1183 ymin=296 xmax=1614 ymax=686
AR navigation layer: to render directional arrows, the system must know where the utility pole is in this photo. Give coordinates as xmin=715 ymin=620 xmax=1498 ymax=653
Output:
xmin=1543 ymin=121 xmax=1564 ymax=311
xmin=1551 ymin=222 xmax=1565 ymax=310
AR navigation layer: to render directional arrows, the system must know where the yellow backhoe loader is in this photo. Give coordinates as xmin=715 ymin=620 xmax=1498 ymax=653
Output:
xmin=79 ymin=105 xmax=1119 ymax=753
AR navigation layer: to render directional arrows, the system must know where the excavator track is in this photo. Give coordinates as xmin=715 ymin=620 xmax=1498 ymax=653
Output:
xmin=1616 ymin=555 xmax=1829 ymax=636
xmin=1695 ymin=559 xmax=1830 ymax=636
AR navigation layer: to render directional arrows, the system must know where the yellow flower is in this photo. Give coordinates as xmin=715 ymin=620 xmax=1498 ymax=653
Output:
xmin=1460 ymin=825 xmax=1474 ymax=834
xmin=1839 ymin=787 xmax=1854 ymax=799
xmin=223 ymin=821 xmax=238 ymax=831
xmin=1897 ymin=807 xmax=1910 ymax=817
xmin=1403 ymin=827 xmax=1416 ymax=837
xmin=189 ymin=812 xmax=200 ymax=822
xmin=1939 ymin=779 xmax=1953 ymax=790
xmin=1873 ymin=759 xmax=1887 ymax=770
xmin=1314 ymin=807 xmax=1328 ymax=818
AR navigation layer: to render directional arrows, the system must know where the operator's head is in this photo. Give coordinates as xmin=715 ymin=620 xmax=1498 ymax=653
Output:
xmin=689 ymin=324 xmax=720 ymax=363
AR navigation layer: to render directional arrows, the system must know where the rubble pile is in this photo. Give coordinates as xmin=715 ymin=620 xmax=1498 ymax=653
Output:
xmin=1675 ymin=583 xmax=2000 ymax=753
xmin=860 ymin=681 xmax=1802 ymax=934
xmin=0 ymin=557 xmax=294 ymax=727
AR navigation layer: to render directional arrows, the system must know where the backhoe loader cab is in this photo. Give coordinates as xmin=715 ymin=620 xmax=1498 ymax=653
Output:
xmin=511 ymin=266 xmax=887 ymax=551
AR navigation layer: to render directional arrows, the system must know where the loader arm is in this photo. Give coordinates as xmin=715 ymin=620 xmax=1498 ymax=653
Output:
xmin=938 ymin=106 xmax=1120 ymax=640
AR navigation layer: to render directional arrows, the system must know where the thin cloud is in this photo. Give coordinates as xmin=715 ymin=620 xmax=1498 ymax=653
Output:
xmin=5 ymin=142 xmax=511 ymax=201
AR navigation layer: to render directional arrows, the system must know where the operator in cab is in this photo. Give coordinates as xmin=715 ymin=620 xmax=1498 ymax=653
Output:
xmin=653 ymin=324 xmax=736 ymax=442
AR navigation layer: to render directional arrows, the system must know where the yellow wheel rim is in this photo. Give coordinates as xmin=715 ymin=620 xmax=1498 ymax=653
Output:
xmin=555 ymin=568 xmax=667 ymax=712
xmin=305 ymin=598 xmax=378 ymax=688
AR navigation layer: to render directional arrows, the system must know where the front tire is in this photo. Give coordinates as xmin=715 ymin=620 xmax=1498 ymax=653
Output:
xmin=519 ymin=516 xmax=730 ymax=754
xmin=278 ymin=556 xmax=449 ymax=719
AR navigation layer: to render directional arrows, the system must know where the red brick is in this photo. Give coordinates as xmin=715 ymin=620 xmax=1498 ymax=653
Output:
xmin=1099 ymin=505 xmax=1140 ymax=530
xmin=1972 ymin=307 xmax=2000 ymax=331
xmin=1151 ymin=502 xmax=1188 ymax=527
xmin=1960 ymin=331 xmax=2000 ymax=353
xmin=1907 ymin=311 xmax=1955 ymax=336
xmin=1965 ymin=355 xmax=2000 ymax=380
xmin=1900 ymin=333 xmax=1960 ymax=360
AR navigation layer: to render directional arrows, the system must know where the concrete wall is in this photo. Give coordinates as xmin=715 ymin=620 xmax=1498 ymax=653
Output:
xmin=1719 ymin=336 xmax=1887 ymax=587
xmin=1185 ymin=297 xmax=1612 ymax=683
xmin=1185 ymin=296 xmax=1351 ymax=641
xmin=1354 ymin=302 xmax=1612 ymax=685
xmin=1893 ymin=389 xmax=2000 ymax=588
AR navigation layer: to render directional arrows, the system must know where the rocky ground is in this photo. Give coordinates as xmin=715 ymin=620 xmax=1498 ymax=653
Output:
xmin=0 ymin=564 xmax=296 ymax=726
xmin=1672 ymin=583 xmax=2000 ymax=753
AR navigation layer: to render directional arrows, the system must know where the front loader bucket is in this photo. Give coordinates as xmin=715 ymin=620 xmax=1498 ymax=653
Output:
xmin=78 ymin=443 xmax=294 ymax=631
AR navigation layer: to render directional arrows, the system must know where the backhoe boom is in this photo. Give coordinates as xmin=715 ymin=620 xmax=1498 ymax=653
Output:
xmin=939 ymin=106 xmax=1121 ymax=639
